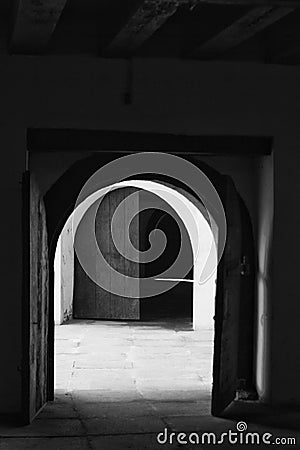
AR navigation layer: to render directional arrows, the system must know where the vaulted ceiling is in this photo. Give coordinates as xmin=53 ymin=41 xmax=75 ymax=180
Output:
xmin=2 ymin=0 xmax=300 ymax=64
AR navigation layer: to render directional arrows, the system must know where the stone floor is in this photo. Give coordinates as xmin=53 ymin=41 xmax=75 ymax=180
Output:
xmin=1 ymin=319 xmax=300 ymax=449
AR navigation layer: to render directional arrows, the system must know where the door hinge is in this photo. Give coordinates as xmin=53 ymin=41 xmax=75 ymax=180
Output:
xmin=226 ymin=255 xmax=251 ymax=276
xmin=240 ymin=256 xmax=251 ymax=276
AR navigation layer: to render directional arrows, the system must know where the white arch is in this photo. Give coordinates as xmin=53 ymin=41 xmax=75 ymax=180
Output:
xmin=56 ymin=180 xmax=217 ymax=330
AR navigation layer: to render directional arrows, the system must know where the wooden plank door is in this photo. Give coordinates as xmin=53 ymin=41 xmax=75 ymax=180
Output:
xmin=22 ymin=172 xmax=49 ymax=423
xmin=211 ymin=176 xmax=243 ymax=416
xmin=73 ymin=187 xmax=140 ymax=320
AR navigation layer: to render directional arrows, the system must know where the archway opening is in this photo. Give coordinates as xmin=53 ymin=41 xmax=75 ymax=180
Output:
xmin=53 ymin=178 xmax=217 ymax=422
xmin=54 ymin=179 xmax=217 ymax=329
xmin=22 ymin=149 xmax=258 ymax=426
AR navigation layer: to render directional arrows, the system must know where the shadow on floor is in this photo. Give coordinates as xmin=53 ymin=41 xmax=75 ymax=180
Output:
xmin=224 ymin=400 xmax=300 ymax=431
xmin=65 ymin=317 xmax=195 ymax=332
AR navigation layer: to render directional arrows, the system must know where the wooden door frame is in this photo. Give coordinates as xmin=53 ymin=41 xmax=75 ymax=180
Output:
xmin=21 ymin=171 xmax=30 ymax=422
xmin=26 ymin=132 xmax=268 ymax=413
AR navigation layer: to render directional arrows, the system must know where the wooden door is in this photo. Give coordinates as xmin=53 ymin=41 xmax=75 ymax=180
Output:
xmin=73 ymin=187 xmax=140 ymax=320
xmin=237 ymin=197 xmax=257 ymax=399
xmin=22 ymin=172 xmax=49 ymax=423
xmin=211 ymin=176 xmax=243 ymax=416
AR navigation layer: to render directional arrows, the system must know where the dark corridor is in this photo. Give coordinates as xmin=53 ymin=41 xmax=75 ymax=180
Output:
xmin=139 ymin=207 xmax=193 ymax=321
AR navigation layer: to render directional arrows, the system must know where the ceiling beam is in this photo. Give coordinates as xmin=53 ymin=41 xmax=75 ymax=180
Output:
xmin=191 ymin=6 xmax=294 ymax=59
xmin=105 ymin=0 xmax=180 ymax=56
xmin=27 ymin=129 xmax=272 ymax=155
xmin=10 ymin=0 xmax=67 ymax=54
xmin=181 ymin=0 xmax=300 ymax=7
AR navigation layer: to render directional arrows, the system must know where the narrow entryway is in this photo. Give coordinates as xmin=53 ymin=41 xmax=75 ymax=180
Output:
xmin=21 ymin=153 xmax=257 ymax=428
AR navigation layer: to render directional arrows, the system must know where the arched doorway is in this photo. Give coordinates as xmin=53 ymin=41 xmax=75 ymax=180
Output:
xmin=55 ymin=179 xmax=217 ymax=329
xmin=22 ymin=152 xmax=257 ymax=423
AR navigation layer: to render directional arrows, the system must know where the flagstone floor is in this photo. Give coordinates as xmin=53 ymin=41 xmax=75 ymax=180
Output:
xmin=1 ymin=319 xmax=300 ymax=449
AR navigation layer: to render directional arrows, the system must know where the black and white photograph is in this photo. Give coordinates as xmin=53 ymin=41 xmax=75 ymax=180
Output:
xmin=0 ymin=0 xmax=300 ymax=448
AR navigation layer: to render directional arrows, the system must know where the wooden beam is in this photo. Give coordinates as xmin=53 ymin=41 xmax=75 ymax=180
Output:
xmin=181 ymin=0 xmax=300 ymax=7
xmin=105 ymin=0 xmax=179 ymax=56
xmin=191 ymin=6 xmax=294 ymax=59
xmin=10 ymin=0 xmax=67 ymax=54
xmin=27 ymin=129 xmax=273 ymax=155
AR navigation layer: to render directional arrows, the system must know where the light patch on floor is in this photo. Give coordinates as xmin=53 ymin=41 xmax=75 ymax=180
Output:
xmin=55 ymin=319 xmax=213 ymax=400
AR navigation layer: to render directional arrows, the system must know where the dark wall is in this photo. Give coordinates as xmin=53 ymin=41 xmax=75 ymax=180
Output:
xmin=139 ymin=205 xmax=193 ymax=321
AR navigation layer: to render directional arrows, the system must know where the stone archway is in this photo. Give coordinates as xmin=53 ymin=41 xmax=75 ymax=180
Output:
xmin=22 ymin=151 xmax=257 ymax=422
xmin=59 ymin=179 xmax=217 ymax=330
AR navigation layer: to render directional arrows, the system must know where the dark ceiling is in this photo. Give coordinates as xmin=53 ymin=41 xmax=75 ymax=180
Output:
xmin=2 ymin=0 xmax=300 ymax=64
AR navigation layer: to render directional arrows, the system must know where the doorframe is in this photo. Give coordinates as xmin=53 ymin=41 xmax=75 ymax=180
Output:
xmin=21 ymin=171 xmax=30 ymax=422
xmin=26 ymin=130 xmax=270 ymax=414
